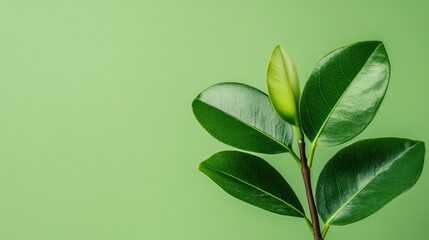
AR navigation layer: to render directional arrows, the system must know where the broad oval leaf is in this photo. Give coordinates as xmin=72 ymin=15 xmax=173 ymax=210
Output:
xmin=266 ymin=45 xmax=300 ymax=125
xmin=192 ymin=82 xmax=294 ymax=154
xmin=300 ymin=41 xmax=390 ymax=146
xmin=199 ymin=151 xmax=305 ymax=217
xmin=316 ymin=138 xmax=425 ymax=225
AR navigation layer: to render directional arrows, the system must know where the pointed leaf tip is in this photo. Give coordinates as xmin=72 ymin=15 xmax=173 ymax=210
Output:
xmin=266 ymin=45 xmax=301 ymax=126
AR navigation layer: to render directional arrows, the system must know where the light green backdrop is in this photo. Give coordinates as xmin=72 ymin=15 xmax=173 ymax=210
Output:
xmin=0 ymin=1 xmax=428 ymax=239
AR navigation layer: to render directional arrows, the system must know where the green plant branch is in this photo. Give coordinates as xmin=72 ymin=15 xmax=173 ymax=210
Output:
xmin=298 ymin=138 xmax=323 ymax=240
xmin=193 ymin=41 xmax=425 ymax=240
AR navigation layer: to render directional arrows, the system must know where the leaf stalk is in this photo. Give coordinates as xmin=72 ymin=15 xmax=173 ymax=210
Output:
xmin=289 ymin=150 xmax=302 ymax=168
xmin=305 ymin=216 xmax=315 ymax=234
xmin=307 ymin=142 xmax=317 ymax=168
xmin=321 ymin=224 xmax=330 ymax=238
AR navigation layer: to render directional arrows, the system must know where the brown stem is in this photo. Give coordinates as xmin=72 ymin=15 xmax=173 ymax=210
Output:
xmin=299 ymin=139 xmax=323 ymax=240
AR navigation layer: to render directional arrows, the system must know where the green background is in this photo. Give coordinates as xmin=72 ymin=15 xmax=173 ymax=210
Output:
xmin=0 ymin=0 xmax=428 ymax=239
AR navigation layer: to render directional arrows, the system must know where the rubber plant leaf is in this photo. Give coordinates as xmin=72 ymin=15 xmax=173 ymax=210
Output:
xmin=266 ymin=45 xmax=300 ymax=126
xmin=316 ymin=138 xmax=425 ymax=225
xmin=199 ymin=151 xmax=305 ymax=217
xmin=192 ymin=82 xmax=294 ymax=154
xmin=300 ymin=41 xmax=390 ymax=146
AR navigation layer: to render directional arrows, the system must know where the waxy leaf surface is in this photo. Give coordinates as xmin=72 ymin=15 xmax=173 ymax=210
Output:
xmin=266 ymin=45 xmax=300 ymax=125
xmin=316 ymin=138 xmax=425 ymax=225
xmin=199 ymin=151 xmax=305 ymax=217
xmin=192 ymin=83 xmax=293 ymax=154
xmin=300 ymin=41 xmax=390 ymax=146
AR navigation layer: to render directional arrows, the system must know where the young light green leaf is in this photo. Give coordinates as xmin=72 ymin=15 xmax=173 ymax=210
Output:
xmin=300 ymin=41 xmax=390 ymax=146
xmin=192 ymin=82 xmax=294 ymax=154
xmin=316 ymin=138 xmax=425 ymax=226
xmin=266 ymin=45 xmax=300 ymax=126
xmin=199 ymin=151 xmax=305 ymax=217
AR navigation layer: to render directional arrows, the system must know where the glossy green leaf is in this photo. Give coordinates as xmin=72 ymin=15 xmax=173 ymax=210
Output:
xmin=199 ymin=151 xmax=305 ymax=217
xmin=316 ymin=138 xmax=425 ymax=226
xmin=192 ymin=82 xmax=294 ymax=154
xmin=266 ymin=45 xmax=300 ymax=125
xmin=300 ymin=41 xmax=390 ymax=146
